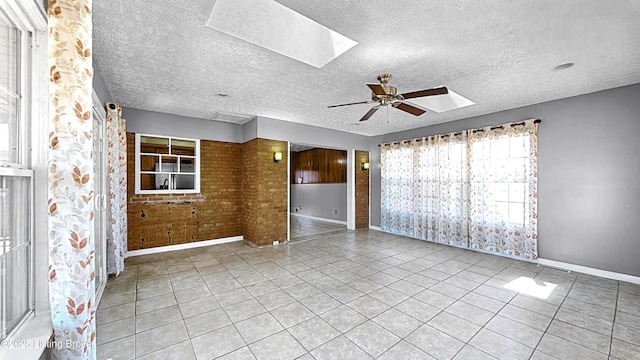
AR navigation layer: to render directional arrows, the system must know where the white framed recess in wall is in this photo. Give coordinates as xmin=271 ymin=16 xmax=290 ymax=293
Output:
xmin=134 ymin=133 xmax=201 ymax=194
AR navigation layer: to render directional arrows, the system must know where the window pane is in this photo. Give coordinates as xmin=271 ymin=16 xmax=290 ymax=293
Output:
xmin=0 ymin=108 xmax=17 ymax=162
xmin=509 ymin=136 xmax=525 ymax=158
xmin=490 ymin=183 xmax=508 ymax=202
xmin=472 ymin=141 xmax=484 ymax=160
xmin=1 ymin=176 xmax=31 ymax=339
xmin=0 ymin=10 xmax=18 ymax=95
xmin=490 ymin=138 xmax=509 ymax=159
xmin=179 ymin=157 xmax=195 ymax=173
xmin=160 ymin=156 xmax=177 ymax=171
xmin=509 ymin=203 xmax=525 ymax=224
xmin=156 ymin=174 xmax=170 ymax=190
xmin=0 ymin=176 xmax=30 ymax=253
xmin=140 ymin=155 xmax=158 ymax=171
xmin=175 ymin=174 xmax=195 ymax=190
xmin=0 ymin=10 xmax=19 ymax=164
xmin=3 ymin=245 xmax=29 ymax=334
xmin=509 ymin=183 xmax=526 ymax=202
xmin=140 ymin=174 xmax=157 ymax=190
xmin=140 ymin=136 xmax=169 ymax=154
xmin=494 ymin=202 xmax=508 ymax=222
xmin=171 ymin=139 xmax=195 ymax=156
xmin=137 ymin=135 xmax=200 ymax=193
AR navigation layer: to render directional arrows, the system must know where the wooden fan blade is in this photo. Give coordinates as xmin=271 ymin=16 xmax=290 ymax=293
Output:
xmin=360 ymin=106 xmax=380 ymax=122
xmin=400 ymin=86 xmax=448 ymax=99
xmin=327 ymin=100 xmax=370 ymax=108
xmin=367 ymin=83 xmax=387 ymax=96
xmin=395 ymin=102 xmax=426 ymax=116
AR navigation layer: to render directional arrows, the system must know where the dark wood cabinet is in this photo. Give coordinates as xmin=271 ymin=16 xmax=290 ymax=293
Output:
xmin=290 ymin=148 xmax=346 ymax=184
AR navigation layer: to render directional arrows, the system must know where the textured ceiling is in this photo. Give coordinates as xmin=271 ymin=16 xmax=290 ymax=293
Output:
xmin=93 ymin=0 xmax=640 ymax=136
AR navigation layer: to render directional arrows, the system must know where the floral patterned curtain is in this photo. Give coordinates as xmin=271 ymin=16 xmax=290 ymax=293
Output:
xmin=48 ymin=0 xmax=96 ymax=358
xmin=380 ymin=119 xmax=539 ymax=260
xmin=381 ymin=142 xmax=414 ymax=236
xmin=413 ymin=133 xmax=469 ymax=247
xmin=468 ymin=120 xmax=539 ymax=259
xmin=106 ymin=105 xmax=127 ymax=275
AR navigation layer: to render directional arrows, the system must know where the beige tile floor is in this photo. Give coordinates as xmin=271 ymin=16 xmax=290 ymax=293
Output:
xmin=97 ymin=227 xmax=640 ymax=360
xmin=290 ymin=215 xmax=347 ymax=241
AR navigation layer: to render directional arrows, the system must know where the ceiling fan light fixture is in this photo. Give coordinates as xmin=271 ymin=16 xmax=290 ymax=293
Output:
xmin=328 ymin=74 xmax=471 ymax=121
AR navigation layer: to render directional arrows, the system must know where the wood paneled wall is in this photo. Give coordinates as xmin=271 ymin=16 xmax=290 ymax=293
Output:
xmin=290 ymin=148 xmax=347 ymax=184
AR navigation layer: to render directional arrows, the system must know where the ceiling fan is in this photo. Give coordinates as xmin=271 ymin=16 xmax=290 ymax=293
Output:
xmin=327 ymin=74 xmax=448 ymax=122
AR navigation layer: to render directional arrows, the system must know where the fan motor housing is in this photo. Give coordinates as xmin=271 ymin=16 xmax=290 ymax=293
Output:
xmin=371 ymin=85 xmax=397 ymax=102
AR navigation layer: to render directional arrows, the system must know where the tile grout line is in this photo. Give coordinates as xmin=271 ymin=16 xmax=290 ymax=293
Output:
xmin=186 ymin=259 xmax=212 ymax=360
xmin=527 ymin=271 xmax=577 ymax=360
xmin=544 ymin=276 xmax=621 ymax=357
xmin=393 ymin=264 xmax=484 ymax=359
xmin=448 ymin=278 xmax=512 ymax=360
xmin=608 ymin=280 xmax=620 ymax=358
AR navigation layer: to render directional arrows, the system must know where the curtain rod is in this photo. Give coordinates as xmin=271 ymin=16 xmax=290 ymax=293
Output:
xmin=378 ymin=119 xmax=541 ymax=146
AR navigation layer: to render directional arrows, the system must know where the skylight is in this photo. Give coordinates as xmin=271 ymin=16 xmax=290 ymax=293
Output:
xmin=206 ymin=0 xmax=357 ymax=68
xmin=408 ymin=89 xmax=475 ymax=113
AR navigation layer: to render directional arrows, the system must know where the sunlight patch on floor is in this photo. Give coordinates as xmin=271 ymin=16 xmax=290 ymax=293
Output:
xmin=503 ymin=276 xmax=557 ymax=299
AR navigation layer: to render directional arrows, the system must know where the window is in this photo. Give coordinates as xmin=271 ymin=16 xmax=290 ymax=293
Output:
xmin=470 ymin=135 xmax=531 ymax=225
xmin=135 ymin=134 xmax=200 ymax=194
xmin=0 ymin=8 xmax=20 ymax=164
xmin=0 ymin=5 xmax=33 ymax=340
xmin=381 ymin=120 xmax=539 ymax=259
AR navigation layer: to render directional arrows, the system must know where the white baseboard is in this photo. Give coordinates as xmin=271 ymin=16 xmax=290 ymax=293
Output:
xmin=290 ymin=213 xmax=347 ymax=225
xmin=537 ymin=258 xmax=640 ymax=285
xmin=369 ymin=225 xmax=382 ymax=231
xmin=126 ymin=236 xmax=243 ymax=258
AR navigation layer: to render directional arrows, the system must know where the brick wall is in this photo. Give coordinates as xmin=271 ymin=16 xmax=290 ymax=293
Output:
xmin=241 ymin=139 xmax=259 ymax=245
xmin=355 ymin=150 xmax=370 ymax=229
xmin=242 ymin=138 xmax=288 ymax=246
xmin=127 ymin=132 xmax=243 ymax=250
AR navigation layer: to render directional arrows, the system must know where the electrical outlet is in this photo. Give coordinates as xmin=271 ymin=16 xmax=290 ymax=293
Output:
xmin=334 ymin=209 xmax=338 ymax=214
xmin=273 ymin=241 xmax=279 ymax=246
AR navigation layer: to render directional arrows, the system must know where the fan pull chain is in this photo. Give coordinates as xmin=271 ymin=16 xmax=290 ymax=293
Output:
xmin=386 ymin=105 xmax=389 ymax=124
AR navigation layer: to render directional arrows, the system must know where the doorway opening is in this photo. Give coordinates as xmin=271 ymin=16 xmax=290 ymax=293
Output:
xmin=289 ymin=143 xmax=348 ymax=241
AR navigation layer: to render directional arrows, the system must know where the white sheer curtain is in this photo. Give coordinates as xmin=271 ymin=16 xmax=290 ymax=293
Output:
xmin=380 ymin=141 xmax=414 ymax=236
xmin=468 ymin=121 xmax=539 ymax=259
xmin=380 ymin=119 xmax=539 ymax=260
xmin=413 ymin=134 xmax=469 ymax=247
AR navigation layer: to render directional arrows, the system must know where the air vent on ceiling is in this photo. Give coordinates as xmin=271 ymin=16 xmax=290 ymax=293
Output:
xmin=211 ymin=113 xmax=255 ymax=125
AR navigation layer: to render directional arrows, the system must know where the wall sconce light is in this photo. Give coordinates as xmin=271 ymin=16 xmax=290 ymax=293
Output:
xmin=273 ymin=151 xmax=283 ymax=163
xmin=361 ymin=162 xmax=370 ymax=170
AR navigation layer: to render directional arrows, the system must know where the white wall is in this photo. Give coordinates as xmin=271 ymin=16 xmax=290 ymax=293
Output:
xmin=290 ymin=183 xmax=347 ymax=222
xmin=92 ymin=58 xmax=112 ymax=104
xmin=124 ymin=107 xmax=243 ymax=143
xmin=242 ymin=117 xmax=258 ymax=143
